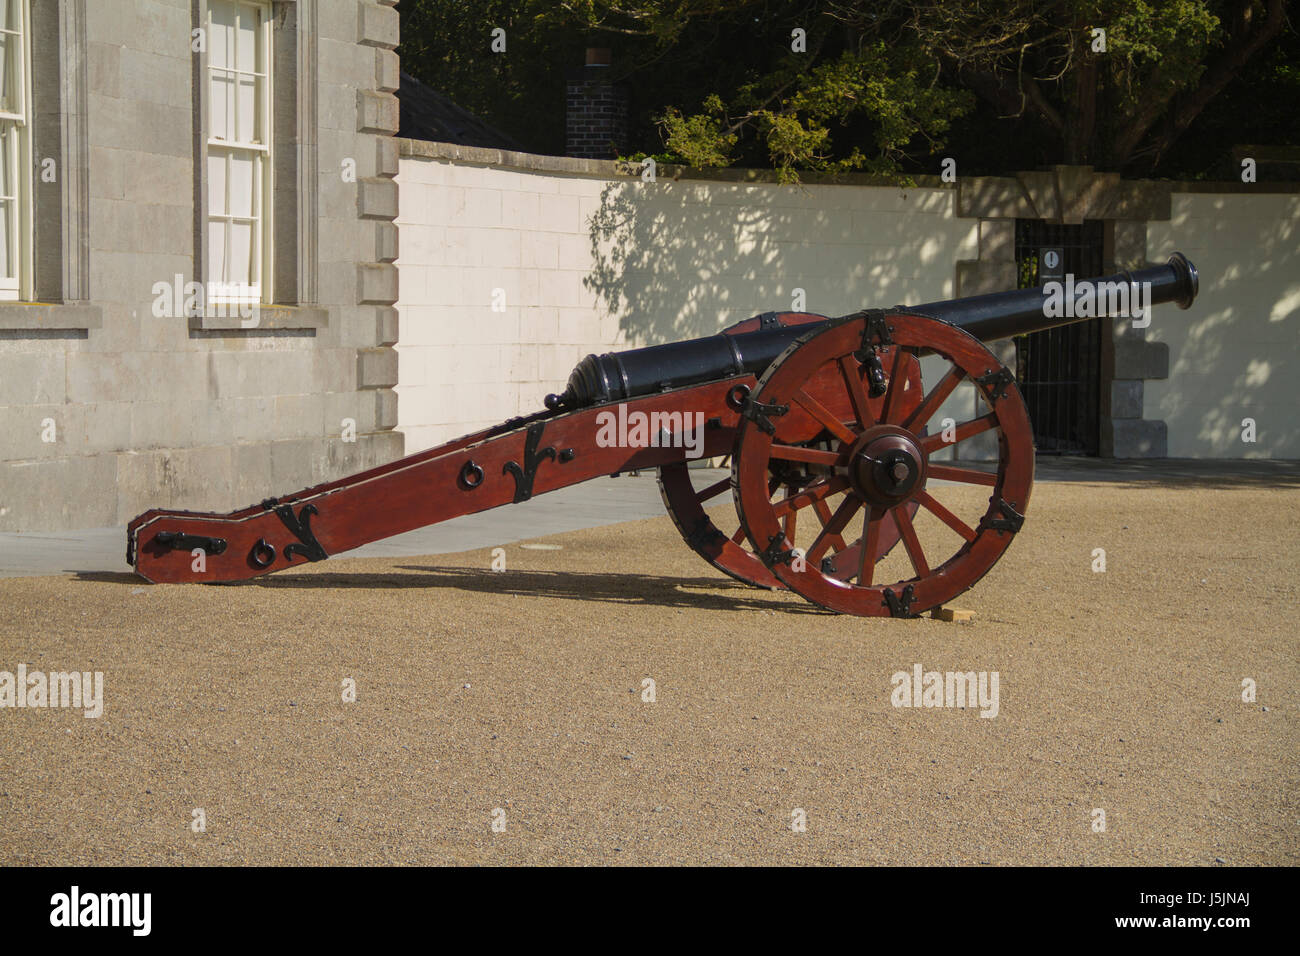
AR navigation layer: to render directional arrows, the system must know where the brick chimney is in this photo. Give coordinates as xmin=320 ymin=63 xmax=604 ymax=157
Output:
xmin=565 ymin=48 xmax=628 ymax=159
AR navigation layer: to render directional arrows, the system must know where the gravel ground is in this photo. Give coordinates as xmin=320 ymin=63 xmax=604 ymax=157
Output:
xmin=0 ymin=477 xmax=1296 ymax=866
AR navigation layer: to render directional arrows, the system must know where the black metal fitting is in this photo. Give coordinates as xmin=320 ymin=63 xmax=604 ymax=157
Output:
xmin=459 ymin=460 xmax=485 ymax=489
xmin=975 ymin=366 xmax=1015 ymax=401
xmin=154 ymin=531 xmax=227 ymax=555
xmin=882 ymin=584 xmax=917 ymax=618
xmin=980 ymin=498 xmax=1025 ymax=535
xmin=250 ymin=538 xmax=276 ymax=568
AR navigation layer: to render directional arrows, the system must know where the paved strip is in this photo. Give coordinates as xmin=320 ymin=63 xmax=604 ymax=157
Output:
xmin=1 ymin=459 xmax=1296 ymax=578
xmin=0 ymin=472 xmax=675 ymax=578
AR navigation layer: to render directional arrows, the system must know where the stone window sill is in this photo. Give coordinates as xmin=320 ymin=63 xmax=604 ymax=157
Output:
xmin=0 ymin=302 xmax=103 ymax=330
xmin=187 ymin=305 xmax=330 ymax=331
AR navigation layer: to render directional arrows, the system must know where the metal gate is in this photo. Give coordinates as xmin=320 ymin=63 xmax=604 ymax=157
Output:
xmin=1013 ymin=220 xmax=1105 ymax=455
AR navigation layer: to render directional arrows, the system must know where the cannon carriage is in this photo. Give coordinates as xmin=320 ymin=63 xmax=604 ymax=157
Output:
xmin=128 ymin=254 xmax=1199 ymax=617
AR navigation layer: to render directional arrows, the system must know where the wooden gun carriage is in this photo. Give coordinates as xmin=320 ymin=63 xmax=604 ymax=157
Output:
xmin=128 ymin=254 xmax=1198 ymax=617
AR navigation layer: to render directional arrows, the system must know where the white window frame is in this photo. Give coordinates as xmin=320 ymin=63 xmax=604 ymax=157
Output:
xmin=0 ymin=0 xmax=33 ymax=302
xmin=206 ymin=0 xmax=273 ymax=308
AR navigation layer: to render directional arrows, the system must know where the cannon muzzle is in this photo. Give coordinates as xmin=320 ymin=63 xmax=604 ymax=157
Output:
xmin=547 ymin=253 xmax=1198 ymax=411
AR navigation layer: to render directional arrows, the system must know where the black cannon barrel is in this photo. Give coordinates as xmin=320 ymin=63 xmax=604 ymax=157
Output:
xmin=917 ymin=251 xmax=1198 ymax=342
xmin=546 ymin=253 xmax=1198 ymax=411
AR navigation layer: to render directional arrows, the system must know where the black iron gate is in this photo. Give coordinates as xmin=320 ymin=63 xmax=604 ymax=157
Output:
xmin=1014 ymin=219 xmax=1105 ymax=455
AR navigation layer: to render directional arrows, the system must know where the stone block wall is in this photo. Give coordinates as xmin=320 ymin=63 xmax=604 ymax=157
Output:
xmin=0 ymin=0 xmax=403 ymax=532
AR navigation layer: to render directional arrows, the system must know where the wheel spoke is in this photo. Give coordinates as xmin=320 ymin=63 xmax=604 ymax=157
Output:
xmin=807 ymin=497 xmax=861 ymax=564
xmin=902 ymin=363 xmax=964 ymax=432
xmin=693 ymin=476 xmax=731 ymax=503
xmin=858 ymin=507 xmax=884 ymax=585
xmin=880 ymin=348 xmax=909 ymax=425
xmin=810 ymin=498 xmax=849 ymax=554
xmin=769 ymin=444 xmax=841 ymax=467
xmin=919 ymin=413 xmax=999 ymax=455
xmin=893 ymin=504 xmax=930 ymax=577
xmin=916 ymin=489 xmax=977 ymax=542
xmin=772 ymin=477 xmax=847 ymax=518
xmin=838 ymin=354 xmax=874 ymax=426
xmin=928 ymin=463 xmax=998 ymax=487
xmin=731 ymin=524 xmax=748 ymax=544
xmin=792 ymin=388 xmax=857 ymax=445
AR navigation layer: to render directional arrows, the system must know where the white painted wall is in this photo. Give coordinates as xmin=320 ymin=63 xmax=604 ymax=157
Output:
xmin=395 ymin=155 xmax=977 ymax=453
xmin=1148 ymin=192 xmax=1300 ymax=458
xmin=395 ymin=154 xmax=1300 ymax=460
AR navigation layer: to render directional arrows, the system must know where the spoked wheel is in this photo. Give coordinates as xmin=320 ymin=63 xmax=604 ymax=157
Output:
xmin=659 ymin=461 xmax=785 ymax=589
xmin=659 ymin=344 xmax=924 ymax=591
xmin=732 ymin=311 xmax=1034 ymax=617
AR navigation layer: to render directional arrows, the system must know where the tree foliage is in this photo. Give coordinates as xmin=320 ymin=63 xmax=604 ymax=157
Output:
xmin=398 ymin=0 xmax=1297 ymax=179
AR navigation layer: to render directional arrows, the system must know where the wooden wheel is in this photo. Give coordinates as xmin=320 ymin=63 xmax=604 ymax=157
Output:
xmin=732 ymin=311 xmax=1034 ymax=617
xmin=658 ymin=461 xmax=785 ymax=589
xmin=659 ymin=313 xmax=923 ymax=591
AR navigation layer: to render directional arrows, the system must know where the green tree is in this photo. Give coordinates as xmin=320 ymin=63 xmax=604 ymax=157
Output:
xmin=398 ymin=0 xmax=1296 ymax=179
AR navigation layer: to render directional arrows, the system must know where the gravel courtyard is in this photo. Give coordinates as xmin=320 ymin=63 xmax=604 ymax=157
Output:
xmin=1 ymin=471 xmax=1296 ymax=865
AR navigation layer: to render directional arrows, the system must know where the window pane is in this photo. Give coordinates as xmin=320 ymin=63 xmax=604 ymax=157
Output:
xmin=0 ymin=0 xmax=14 ymax=33
xmin=228 ymin=221 xmax=252 ymax=285
xmin=207 ymin=151 xmax=227 ymax=215
xmin=228 ymin=151 xmax=254 ymax=218
xmin=0 ymin=124 xmax=10 ymax=202
xmin=236 ymin=6 xmax=258 ymax=73
xmin=236 ymin=75 xmax=257 ymax=142
xmin=0 ymin=35 xmax=12 ymax=115
xmin=0 ymin=199 xmax=11 ymax=280
xmin=209 ymin=1 xmax=234 ymax=71
xmin=210 ymin=70 xmax=233 ymax=140
xmin=207 ymin=220 xmax=227 ymax=285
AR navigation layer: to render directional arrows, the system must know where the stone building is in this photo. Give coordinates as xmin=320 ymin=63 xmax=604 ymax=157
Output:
xmin=0 ymin=0 xmax=401 ymax=531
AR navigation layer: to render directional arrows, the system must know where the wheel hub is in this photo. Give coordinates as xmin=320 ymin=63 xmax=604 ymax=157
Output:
xmin=844 ymin=426 xmax=926 ymax=508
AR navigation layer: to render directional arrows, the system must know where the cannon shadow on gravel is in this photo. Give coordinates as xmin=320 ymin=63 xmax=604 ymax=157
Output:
xmin=236 ymin=565 xmax=833 ymax=614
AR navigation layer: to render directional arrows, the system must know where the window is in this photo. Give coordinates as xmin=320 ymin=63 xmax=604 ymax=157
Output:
xmin=206 ymin=0 xmax=272 ymax=307
xmin=0 ymin=0 xmax=31 ymax=302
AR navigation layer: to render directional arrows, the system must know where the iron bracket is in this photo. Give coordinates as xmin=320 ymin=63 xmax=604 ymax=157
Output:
xmin=685 ymin=517 xmax=726 ymax=552
xmin=882 ymin=584 xmax=917 ymax=618
xmin=853 ymin=309 xmax=894 ymax=351
xmin=975 ymin=366 xmax=1015 ymax=401
xmin=739 ymin=396 xmax=790 ymax=436
xmin=851 ymin=309 xmax=895 ymax=397
xmin=503 ymin=422 xmax=557 ymax=503
xmin=980 ymin=498 xmax=1025 ymax=535
xmin=154 ymin=531 xmax=227 ymax=555
xmin=271 ymin=502 xmax=330 ymax=562
xmin=760 ymin=533 xmax=796 ymax=566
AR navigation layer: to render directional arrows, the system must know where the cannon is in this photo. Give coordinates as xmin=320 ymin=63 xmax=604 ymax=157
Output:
xmin=128 ymin=254 xmax=1199 ymax=617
